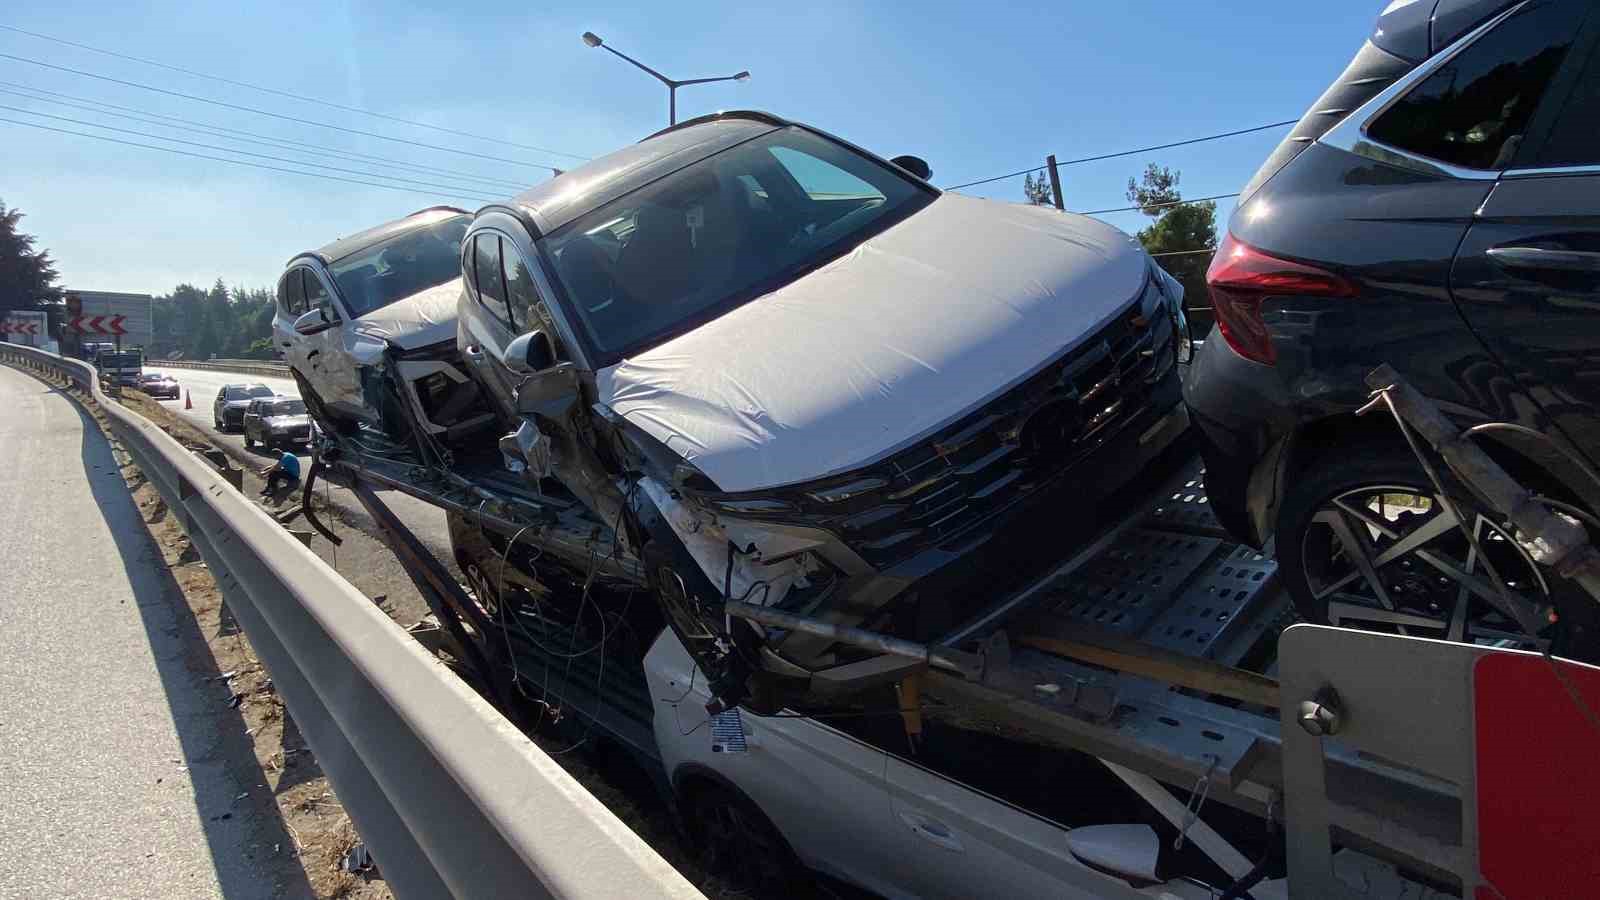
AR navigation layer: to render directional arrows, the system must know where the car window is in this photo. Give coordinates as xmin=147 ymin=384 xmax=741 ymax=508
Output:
xmin=1531 ymin=38 xmax=1600 ymax=167
xmin=267 ymin=399 xmax=306 ymax=416
xmin=504 ymin=246 xmax=562 ymax=352
xmin=543 ymin=126 xmax=930 ymax=362
xmin=472 ymin=234 xmax=512 ymax=327
xmin=330 ymin=216 xmax=468 ymax=318
xmin=1367 ymin=1 xmax=1585 ymax=171
xmin=769 ymin=146 xmax=887 ymax=201
xmin=280 ymin=269 xmax=306 ymax=316
xmin=304 ymin=270 xmax=333 ymax=318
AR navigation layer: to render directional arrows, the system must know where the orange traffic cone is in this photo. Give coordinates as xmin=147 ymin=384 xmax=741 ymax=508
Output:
xmin=184 ymin=390 xmax=192 ymax=410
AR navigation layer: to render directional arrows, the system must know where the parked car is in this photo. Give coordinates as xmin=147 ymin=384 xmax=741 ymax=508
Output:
xmin=138 ymin=372 xmax=180 ymax=399
xmin=243 ymin=396 xmax=313 ymax=451
xmin=272 ymin=206 xmax=494 ymax=445
xmin=455 ymin=110 xmax=1193 ymax=709
xmin=1183 ymin=0 xmax=1600 ymax=659
xmin=213 ymin=383 xmax=274 ymax=432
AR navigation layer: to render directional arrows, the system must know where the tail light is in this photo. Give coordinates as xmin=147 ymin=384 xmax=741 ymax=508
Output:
xmin=1205 ymin=233 xmax=1358 ymax=365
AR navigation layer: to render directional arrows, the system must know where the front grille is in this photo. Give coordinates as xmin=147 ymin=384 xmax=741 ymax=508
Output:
xmin=783 ymin=295 xmax=1177 ymax=570
xmin=285 ymin=425 xmax=311 ymax=440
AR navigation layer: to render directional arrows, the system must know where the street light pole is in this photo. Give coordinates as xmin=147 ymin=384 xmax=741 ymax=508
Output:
xmin=582 ymin=32 xmax=749 ymax=126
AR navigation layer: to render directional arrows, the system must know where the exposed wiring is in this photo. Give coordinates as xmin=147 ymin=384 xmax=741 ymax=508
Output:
xmin=544 ymin=479 xmax=641 ymax=756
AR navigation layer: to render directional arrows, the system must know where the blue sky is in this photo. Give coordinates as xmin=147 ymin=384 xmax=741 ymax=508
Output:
xmin=2 ymin=0 xmax=1382 ymax=296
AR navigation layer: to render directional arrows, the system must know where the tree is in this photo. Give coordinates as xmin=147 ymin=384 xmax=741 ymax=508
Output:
xmin=1125 ymin=164 xmax=1216 ymax=333
xmin=1022 ymin=170 xmax=1056 ymax=207
xmin=0 ymin=199 xmax=61 ymax=313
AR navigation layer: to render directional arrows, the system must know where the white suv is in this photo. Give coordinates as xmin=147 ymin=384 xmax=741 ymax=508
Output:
xmin=454 ymin=111 xmax=1190 ymax=711
xmin=273 ymin=206 xmax=493 ymax=444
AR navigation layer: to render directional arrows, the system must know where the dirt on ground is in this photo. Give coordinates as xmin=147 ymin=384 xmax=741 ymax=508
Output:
xmin=113 ymin=386 xmax=757 ymax=899
xmin=108 ymin=389 xmax=392 ymax=899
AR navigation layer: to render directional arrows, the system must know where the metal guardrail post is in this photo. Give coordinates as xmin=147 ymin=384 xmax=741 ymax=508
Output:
xmin=1 ymin=344 xmax=702 ymax=900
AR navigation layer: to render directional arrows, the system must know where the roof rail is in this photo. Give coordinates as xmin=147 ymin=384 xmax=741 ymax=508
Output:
xmin=405 ymin=205 xmax=472 ymax=218
xmin=643 ymin=109 xmax=790 ymax=142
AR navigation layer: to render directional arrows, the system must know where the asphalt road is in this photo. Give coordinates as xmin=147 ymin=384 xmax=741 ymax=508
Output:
xmin=145 ymin=366 xmax=452 ymax=557
xmin=0 ymin=364 xmax=299 ymax=899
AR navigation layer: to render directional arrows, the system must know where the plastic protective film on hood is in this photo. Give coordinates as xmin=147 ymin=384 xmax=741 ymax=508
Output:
xmin=599 ymin=193 xmax=1150 ymax=492
xmin=347 ymin=277 xmax=463 ymax=361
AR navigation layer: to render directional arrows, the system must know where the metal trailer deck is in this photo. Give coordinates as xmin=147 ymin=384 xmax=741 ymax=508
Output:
xmin=320 ymin=430 xmax=1492 ymax=896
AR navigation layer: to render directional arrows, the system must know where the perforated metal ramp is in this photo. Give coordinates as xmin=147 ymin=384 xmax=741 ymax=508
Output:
xmin=974 ymin=452 xmax=1285 ymax=665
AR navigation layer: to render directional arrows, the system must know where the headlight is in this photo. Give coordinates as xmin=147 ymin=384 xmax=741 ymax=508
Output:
xmin=1151 ymin=262 xmax=1192 ymax=365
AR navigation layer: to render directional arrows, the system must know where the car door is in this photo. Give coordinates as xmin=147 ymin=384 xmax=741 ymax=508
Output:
xmin=458 ymin=231 xmax=525 ymax=423
xmin=1451 ymin=16 xmax=1600 ymax=471
xmin=642 ymin=633 xmax=909 ymax=899
xmin=274 ymin=267 xmax=307 ymax=358
xmin=214 ymin=387 xmax=227 ymax=423
xmin=298 ymin=266 xmax=365 ymax=418
xmin=242 ymin=400 xmax=261 ymax=441
xmin=882 ymin=755 xmax=1159 ymax=899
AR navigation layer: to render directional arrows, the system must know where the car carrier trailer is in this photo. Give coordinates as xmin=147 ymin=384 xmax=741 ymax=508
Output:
xmin=300 ymin=369 xmax=1599 ymax=898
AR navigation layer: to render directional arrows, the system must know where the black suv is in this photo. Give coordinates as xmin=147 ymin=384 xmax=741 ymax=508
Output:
xmin=1184 ymin=0 xmax=1600 ymax=658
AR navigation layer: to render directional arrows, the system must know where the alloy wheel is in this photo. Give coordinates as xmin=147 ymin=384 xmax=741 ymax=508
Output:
xmin=1299 ymin=484 xmax=1551 ymax=649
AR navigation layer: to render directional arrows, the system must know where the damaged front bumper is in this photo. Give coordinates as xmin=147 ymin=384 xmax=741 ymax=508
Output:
xmin=645 ymin=389 xmax=1190 ymax=705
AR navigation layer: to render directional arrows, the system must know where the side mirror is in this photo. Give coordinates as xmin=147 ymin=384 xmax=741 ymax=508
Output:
xmin=891 ymin=155 xmax=932 ymax=181
xmin=293 ymin=308 xmax=339 ymax=336
xmin=504 ymin=330 xmax=556 ymax=375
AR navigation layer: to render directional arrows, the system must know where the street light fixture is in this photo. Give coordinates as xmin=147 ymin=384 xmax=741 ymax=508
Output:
xmin=582 ymin=31 xmax=749 ymax=126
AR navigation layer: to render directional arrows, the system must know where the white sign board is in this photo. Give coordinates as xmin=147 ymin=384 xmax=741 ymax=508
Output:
xmin=66 ymin=290 xmax=154 ymax=349
xmin=1 ymin=310 xmax=49 ymax=347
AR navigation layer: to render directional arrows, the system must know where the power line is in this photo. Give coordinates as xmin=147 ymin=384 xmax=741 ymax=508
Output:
xmin=1053 ymin=119 xmax=1297 ymax=169
xmin=0 ymin=52 xmax=565 ymax=172
xmin=0 ymin=115 xmax=495 ymax=205
xmin=0 ymin=81 xmax=531 ymax=191
xmin=944 ymin=165 xmax=1047 ymax=191
xmin=1079 ymin=193 xmax=1240 ymax=216
xmin=1150 ymin=246 xmax=1219 ymax=258
xmin=942 ymin=119 xmax=1296 ymax=191
xmin=0 ymin=103 xmax=501 ymax=201
xmin=0 ymin=23 xmax=592 ymax=162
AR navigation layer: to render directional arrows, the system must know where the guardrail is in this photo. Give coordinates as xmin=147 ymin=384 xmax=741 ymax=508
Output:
xmin=0 ymin=344 xmax=702 ymax=900
xmin=155 ymin=358 xmax=291 ymax=377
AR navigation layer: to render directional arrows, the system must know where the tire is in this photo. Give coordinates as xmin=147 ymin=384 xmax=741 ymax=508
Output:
xmin=1276 ymin=441 xmax=1592 ymax=656
xmin=681 ymin=781 xmax=810 ymax=897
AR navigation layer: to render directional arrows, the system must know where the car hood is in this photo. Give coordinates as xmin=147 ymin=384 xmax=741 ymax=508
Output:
xmin=598 ymin=193 xmax=1150 ymax=492
xmin=349 ymin=278 xmax=462 ymax=351
xmin=264 ymin=415 xmax=311 ymax=429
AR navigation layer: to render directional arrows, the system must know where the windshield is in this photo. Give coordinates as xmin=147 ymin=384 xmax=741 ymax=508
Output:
xmin=542 ymin=126 xmax=931 ymax=363
xmin=330 ymin=216 xmax=468 ymax=317
xmin=265 ymin=399 xmax=306 ymax=417
xmin=98 ymin=352 xmax=142 ymax=368
xmin=226 ymin=385 xmax=273 ymax=401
